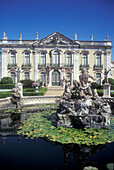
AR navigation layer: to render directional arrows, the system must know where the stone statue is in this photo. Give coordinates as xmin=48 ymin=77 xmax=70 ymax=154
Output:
xmin=17 ymin=68 xmax=21 ymax=83
xmin=79 ymin=69 xmax=95 ymax=96
xmin=104 ymin=69 xmax=111 ymax=84
xmin=11 ymin=83 xmax=23 ymax=108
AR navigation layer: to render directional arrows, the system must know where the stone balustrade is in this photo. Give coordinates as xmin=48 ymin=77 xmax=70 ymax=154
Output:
xmin=0 ymin=96 xmax=61 ymax=110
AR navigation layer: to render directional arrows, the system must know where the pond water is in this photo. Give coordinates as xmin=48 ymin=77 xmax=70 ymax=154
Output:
xmin=0 ymin=112 xmax=114 ymax=170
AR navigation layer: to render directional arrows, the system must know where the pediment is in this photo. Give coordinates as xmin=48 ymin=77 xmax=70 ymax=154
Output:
xmin=33 ymin=32 xmax=79 ymax=46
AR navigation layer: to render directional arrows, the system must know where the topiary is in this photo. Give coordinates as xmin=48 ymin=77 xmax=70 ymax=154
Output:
xmin=1 ymin=77 xmax=13 ymax=84
xmin=20 ymin=79 xmax=34 ymax=88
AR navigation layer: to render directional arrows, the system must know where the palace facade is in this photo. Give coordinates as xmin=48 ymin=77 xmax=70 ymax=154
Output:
xmin=0 ymin=32 xmax=112 ymax=86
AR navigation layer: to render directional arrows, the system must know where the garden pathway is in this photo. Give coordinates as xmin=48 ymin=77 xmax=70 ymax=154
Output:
xmin=44 ymin=86 xmax=64 ymax=96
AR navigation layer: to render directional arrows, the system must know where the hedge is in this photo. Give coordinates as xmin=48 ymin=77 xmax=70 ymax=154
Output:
xmin=0 ymin=84 xmax=15 ymax=89
xmin=0 ymin=92 xmax=12 ymax=98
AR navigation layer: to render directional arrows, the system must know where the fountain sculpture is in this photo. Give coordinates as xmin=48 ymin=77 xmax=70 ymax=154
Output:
xmin=54 ymin=69 xmax=111 ymax=128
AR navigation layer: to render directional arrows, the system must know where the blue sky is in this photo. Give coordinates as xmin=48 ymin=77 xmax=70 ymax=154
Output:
xmin=0 ymin=0 xmax=114 ymax=60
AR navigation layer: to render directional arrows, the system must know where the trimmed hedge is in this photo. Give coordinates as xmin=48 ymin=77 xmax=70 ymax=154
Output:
xmin=0 ymin=92 xmax=12 ymax=98
xmin=0 ymin=84 xmax=15 ymax=89
xmin=1 ymin=77 xmax=13 ymax=84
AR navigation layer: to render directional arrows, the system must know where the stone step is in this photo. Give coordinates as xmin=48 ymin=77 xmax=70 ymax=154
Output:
xmin=45 ymin=86 xmax=64 ymax=96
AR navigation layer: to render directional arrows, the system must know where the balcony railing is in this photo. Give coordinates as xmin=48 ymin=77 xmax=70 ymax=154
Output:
xmin=93 ymin=65 xmax=103 ymax=70
xmin=38 ymin=63 xmax=74 ymax=68
xmin=80 ymin=64 xmax=89 ymax=70
xmin=7 ymin=63 xmax=17 ymax=69
xmin=21 ymin=64 xmax=31 ymax=69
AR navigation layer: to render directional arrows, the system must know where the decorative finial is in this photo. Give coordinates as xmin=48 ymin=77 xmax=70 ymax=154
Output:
xmin=3 ymin=32 xmax=7 ymax=40
xmin=36 ymin=32 xmax=39 ymax=40
xmin=74 ymin=33 xmax=77 ymax=40
xmin=105 ymin=34 xmax=109 ymax=41
xmin=19 ymin=34 xmax=22 ymax=40
xmin=91 ymin=35 xmax=93 ymax=41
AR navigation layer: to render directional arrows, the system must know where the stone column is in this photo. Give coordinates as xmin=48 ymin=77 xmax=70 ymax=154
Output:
xmin=73 ymin=51 xmax=79 ymax=81
xmin=104 ymin=51 xmax=111 ymax=77
xmin=1 ymin=49 xmax=7 ymax=78
xmin=60 ymin=69 xmax=64 ymax=87
xmin=33 ymin=50 xmax=38 ymax=81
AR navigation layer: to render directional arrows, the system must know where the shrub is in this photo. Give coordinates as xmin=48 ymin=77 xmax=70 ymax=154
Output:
xmin=91 ymin=82 xmax=102 ymax=90
xmin=102 ymin=78 xmax=114 ymax=85
xmin=20 ymin=79 xmax=34 ymax=88
xmin=1 ymin=77 xmax=13 ymax=84
xmin=0 ymin=84 xmax=15 ymax=89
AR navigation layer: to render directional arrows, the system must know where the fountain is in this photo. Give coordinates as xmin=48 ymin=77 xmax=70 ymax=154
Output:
xmin=53 ymin=69 xmax=111 ymax=128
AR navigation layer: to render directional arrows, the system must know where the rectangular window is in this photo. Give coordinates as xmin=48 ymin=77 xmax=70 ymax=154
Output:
xmin=25 ymin=72 xmax=30 ymax=79
xmin=96 ymin=73 xmax=101 ymax=85
xmin=66 ymin=54 xmax=72 ymax=66
xmin=25 ymin=53 xmax=30 ymax=65
xmin=82 ymin=54 xmax=88 ymax=66
xmin=95 ymin=54 xmax=101 ymax=66
xmin=10 ymin=53 xmax=16 ymax=64
xmin=52 ymin=52 xmax=59 ymax=66
xmin=41 ymin=53 xmax=46 ymax=66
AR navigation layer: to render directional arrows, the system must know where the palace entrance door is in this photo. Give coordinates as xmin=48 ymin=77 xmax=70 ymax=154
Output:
xmin=52 ymin=70 xmax=60 ymax=86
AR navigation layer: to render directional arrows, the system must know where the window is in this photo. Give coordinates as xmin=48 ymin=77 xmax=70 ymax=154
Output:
xmin=24 ymin=72 xmax=30 ymax=79
xmin=40 ymin=53 xmax=46 ymax=66
xmin=82 ymin=54 xmax=88 ymax=66
xmin=66 ymin=54 xmax=72 ymax=66
xmin=11 ymin=72 xmax=16 ymax=83
xmin=10 ymin=53 xmax=16 ymax=64
xmin=52 ymin=51 xmax=59 ymax=66
xmin=95 ymin=54 xmax=101 ymax=66
xmin=40 ymin=72 xmax=46 ymax=84
xmin=96 ymin=73 xmax=101 ymax=85
xmin=24 ymin=52 xmax=30 ymax=65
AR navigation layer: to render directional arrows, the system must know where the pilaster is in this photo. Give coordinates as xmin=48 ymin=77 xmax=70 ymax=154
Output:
xmin=33 ymin=50 xmax=38 ymax=81
xmin=1 ymin=49 xmax=7 ymax=78
xmin=104 ymin=50 xmax=111 ymax=77
xmin=73 ymin=50 xmax=79 ymax=81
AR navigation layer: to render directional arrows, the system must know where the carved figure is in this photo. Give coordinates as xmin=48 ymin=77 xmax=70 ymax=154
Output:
xmin=79 ymin=69 xmax=95 ymax=96
xmin=17 ymin=68 xmax=21 ymax=83
xmin=104 ymin=69 xmax=111 ymax=83
xmin=11 ymin=84 xmax=22 ymax=108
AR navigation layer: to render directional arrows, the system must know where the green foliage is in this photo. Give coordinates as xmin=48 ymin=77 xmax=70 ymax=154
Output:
xmin=102 ymin=78 xmax=114 ymax=85
xmin=20 ymin=79 xmax=34 ymax=88
xmin=17 ymin=110 xmax=114 ymax=146
xmin=0 ymin=84 xmax=15 ymax=89
xmin=108 ymin=78 xmax=114 ymax=85
xmin=111 ymin=85 xmax=114 ymax=90
xmin=1 ymin=77 xmax=13 ymax=84
xmin=0 ymin=91 xmax=11 ymax=98
xmin=91 ymin=82 xmax=103 ymax=90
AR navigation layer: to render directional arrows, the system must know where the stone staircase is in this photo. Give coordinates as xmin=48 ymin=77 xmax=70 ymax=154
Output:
xmin=45 ymin=86 xmax=64 ymax=96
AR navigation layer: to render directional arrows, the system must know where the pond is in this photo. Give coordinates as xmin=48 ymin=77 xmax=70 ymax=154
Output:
xmin=0 ymin=110 xmax=114 ymax=170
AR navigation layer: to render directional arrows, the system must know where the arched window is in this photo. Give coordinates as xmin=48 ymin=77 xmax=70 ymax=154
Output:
xmin=40 ymin=72 xmax=46 ymax=85
xmin=96 ymin=73 xmax=101 ymax=85
xmin=10 ymin=52 xmax=16 ymax=65
xmin=11 ymin=72 xmax=16 ymax=83
xmin=24 ymin=72 xmax=30 ymax=79
xmin=24 ymin=52 xmax=30 ymax=65
xmin=66 ymin=53 xmax=72 ymax=67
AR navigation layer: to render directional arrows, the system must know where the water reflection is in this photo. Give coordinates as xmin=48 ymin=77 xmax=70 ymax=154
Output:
xmin=0 ymin=112 xmax=113 ymax=170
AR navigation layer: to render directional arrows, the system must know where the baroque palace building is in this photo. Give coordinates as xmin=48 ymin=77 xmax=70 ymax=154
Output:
xmin=0 ymin=32 xmax=112 ymax=86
